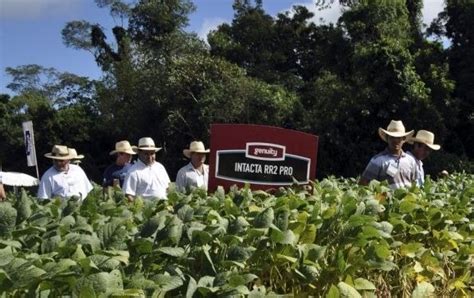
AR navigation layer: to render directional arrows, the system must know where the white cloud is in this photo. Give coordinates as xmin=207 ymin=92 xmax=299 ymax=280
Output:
xmin=422 ymin=0 xmax=444 ymax=27
xmin=278 ymin=1 xmax=342 ymax=25
xmin=280 ymin=0 xmax=444 ymax=27
xmin=198 ymin=17 xmax=228 ymax=41
xmin=1 ymin=0 xmax=82 ymax=20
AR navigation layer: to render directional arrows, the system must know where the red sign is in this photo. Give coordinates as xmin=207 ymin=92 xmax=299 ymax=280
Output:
xmin=208 ymin=124 xmax=318 ymax=191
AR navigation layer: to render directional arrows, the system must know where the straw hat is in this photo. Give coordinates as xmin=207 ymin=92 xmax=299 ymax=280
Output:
xmin=44 ymin=145 xmax=74 ymax=160
xmin=68 ymin=148 xmax=84 ymax=160
xmin=407 ymin=130 xmax=441 ymax=150
xmin=109 ymin=140 xmax=137 ymax=155
xmin=378 ymin=120 xmax=414 ymax=142
xmin=183 ymin=141 xmax=210 ymax=158
xmin=135 ymin=137 xmax=161 ymax=152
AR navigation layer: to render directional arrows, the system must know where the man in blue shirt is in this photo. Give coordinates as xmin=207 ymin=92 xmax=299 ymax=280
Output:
xmin=407 ymin=130 xmax=441 ymax=186
xmin=360 ymin=120 xmax=417 ymax=189
xmin=103 ymin=140 xmax=136 ymax=188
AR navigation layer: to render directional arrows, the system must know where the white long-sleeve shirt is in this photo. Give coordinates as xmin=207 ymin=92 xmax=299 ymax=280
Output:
xmin=37 ymin=165 xmax=93 ymax=200
xmin=122 ymin=160 xmax=170 ymax=200
xmin=175 ymin=162 xmax=209 ymax=193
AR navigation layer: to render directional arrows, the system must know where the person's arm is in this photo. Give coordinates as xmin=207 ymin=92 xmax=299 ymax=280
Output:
xmin=358 ymin=177 xmax=369 ymax=186
xmin=37 ymin=175 xmax=51 ymax=199
xmin=122 ymin=171 xmax=136 ymax=202
xmin=412 ymin=162 xmax=420 ymax=186
xmin=175 ymin=168 xmax=186 ymax=193
xmin=163 ymin=167 xmax=171 ymax=195
xmin=81 ymin=169 xmax=94 ymax=199
xmin=359 ymin=157 xmax=379 ymax=186
xmin=0 ymin=183 xmax=6 ymax=201
xmin=203 ymin=164 xmax=209 ymax=190
xmin=102 ymin=169 xmax=110 ymax=188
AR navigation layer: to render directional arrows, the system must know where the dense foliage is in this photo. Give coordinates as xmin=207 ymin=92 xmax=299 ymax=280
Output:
xmin=1 ymin=0 xmax=473 ymax=181
xmin=0 ymin=174 xmax=472 ymax=296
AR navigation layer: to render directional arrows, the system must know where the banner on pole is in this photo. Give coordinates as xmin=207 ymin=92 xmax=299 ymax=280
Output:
xmin=22 ymin=121 xmax=37 ymax=167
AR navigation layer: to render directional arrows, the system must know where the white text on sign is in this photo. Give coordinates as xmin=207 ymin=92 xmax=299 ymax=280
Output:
xmin=234 ymin=163 xmax=293 ymax=175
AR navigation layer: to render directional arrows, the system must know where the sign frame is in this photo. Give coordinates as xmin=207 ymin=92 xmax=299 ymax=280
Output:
xmin=208 ymin=124 xmax=318 ymax=191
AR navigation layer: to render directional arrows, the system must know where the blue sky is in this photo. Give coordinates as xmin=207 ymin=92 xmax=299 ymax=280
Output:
xmin=0 ymin=0 xmax=444 ymax=95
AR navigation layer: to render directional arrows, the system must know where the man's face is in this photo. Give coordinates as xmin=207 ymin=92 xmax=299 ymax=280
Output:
xmin=53 ymin=159 xmax=70 ymax=172
xmin=138 ymin=150 xmax=155 ymax=165
xmin=387 ymin=136 xmax=405 ymax=153
xmin=117 ymin=152 xmax=132 ymax=164
xmin=191 ymin=152 xmax=206 ymax=167
xmin=413 ymin=142 xmax=431 ymax=161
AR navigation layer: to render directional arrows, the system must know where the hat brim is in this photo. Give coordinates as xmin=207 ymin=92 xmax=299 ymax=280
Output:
xmin=378 ymin=128 xmax=414 ymax=143
xmin=134 ymin=147 xmax=161 ymax=153
xmin=109 ymin=149 xmax=137 ymax=155
xmin=407 ymin=137 xmax=441 ymax=150
xmin=73 ymin=154 xmax=85 ymax=159
xmin=183 ymin=149 xmax=210 ymax=158
xmin=44 ymin=153 xmax=73 ymax=160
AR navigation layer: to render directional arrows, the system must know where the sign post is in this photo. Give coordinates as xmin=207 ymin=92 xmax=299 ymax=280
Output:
xmin=208 ymin=124 xmax=318 ymax=191
xmin=22 ymin=121 xmax=39 ymax=179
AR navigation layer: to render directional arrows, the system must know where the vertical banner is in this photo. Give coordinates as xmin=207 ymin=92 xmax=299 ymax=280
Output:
xmin=208 ymin=124 xmax=319 ymax=191
xmin=22 ymin=121 xmax=37 ymax=167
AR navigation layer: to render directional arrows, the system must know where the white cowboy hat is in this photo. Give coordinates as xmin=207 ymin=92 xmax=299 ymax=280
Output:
xmin=44 ymin=145 xmax=75 ymax=160
xmin=135 ymin=137 xmax=161 ymax=152
xmin=109 ymin=140 xmax=137 ymax=155
xmin=68 ymin=148 xmax=84 ymax=159
xmin=183 ymin=141 xmax=210 ymax=158
xmin=378 ymin=120 xmax=414 ymax=142
xmin=407 ymin=130 xmax=441 ymax=150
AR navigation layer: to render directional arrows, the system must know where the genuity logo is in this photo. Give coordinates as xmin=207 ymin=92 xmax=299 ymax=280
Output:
xmin=246 ymin=142 xmax=285 ymax=161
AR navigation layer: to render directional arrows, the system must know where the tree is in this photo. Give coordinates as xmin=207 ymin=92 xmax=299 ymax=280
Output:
xmin=48 ymin=0 xmax=468 ymax=180
xmin=324 ymin=1 xmax=452 ymax=176
xmin=61 ymin=0 xmax=298 ymax=178
xmin=208 ymin=1 xmax=458 ymax=177
xmin=429 ymin=1 xmax=474 ymax=158
xmin=2 ymin=66 xmax=101 ymax=180
xmin=208 ymin=1 xmax=278 ymax=83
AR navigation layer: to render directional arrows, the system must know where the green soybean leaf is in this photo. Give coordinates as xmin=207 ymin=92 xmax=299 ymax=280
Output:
xmin=411 ymin=281 xmax=435 ymax=298
xmin=157 ymin=247 xmax=185 ymax=257
xmin=354 ymin=278 xmax=376 ymax=291
xmin=326 ymin=284 xmax=340 ymax=298
xmin=186 ymin=275 xmax=197 ymax=298
xmin=338 ymin=281 xmax=362 ymax=298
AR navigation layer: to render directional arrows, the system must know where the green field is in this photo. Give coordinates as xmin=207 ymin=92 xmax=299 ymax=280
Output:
xmin=0 ymin=174 xmax=472 ymax=297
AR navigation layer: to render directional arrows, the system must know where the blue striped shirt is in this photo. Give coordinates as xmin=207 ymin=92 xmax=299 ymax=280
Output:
xmin=407 ymin=151 xmax=424 ymax=187
xmin=362 ymin=149 xmax=417 ymax=189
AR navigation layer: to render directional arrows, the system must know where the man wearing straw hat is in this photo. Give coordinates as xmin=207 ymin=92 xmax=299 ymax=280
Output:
xmin=68 ymin=148 xmax=84 ymax=166
xmin=407 ymin=130 xmax=441 ymax=186
xmin=37 ymin=145 xmax=93 ymax=200
xmin=122 ymin=137 xmax=170 ymax=200
xmin=103 ymin=140 xmax=136 ymax=188
xmin=359 ymin=120 xmax=417 ymax=189
xmin=176 ymin=141 xmax=210 ymax=193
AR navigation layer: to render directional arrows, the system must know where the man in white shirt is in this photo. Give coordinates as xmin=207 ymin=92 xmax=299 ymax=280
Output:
xmin=69 ymin=148 xmax=84 ymax=165
xmin=37 ymin=145 xmax=93 ymax=200
xmin=407 ymin=130 xmax=441 ymax=186
xmin=122 ymin=137 xmax=170 ymax=200
xmin=176 ymin=141 xmax=210 ymax=193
